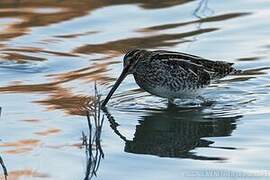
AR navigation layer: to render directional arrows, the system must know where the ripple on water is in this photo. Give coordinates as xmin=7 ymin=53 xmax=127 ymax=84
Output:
xmin=105 ymin=70 xmax=269 ymax=118
xmin=105 ymin=60 xmax=262 ymax=111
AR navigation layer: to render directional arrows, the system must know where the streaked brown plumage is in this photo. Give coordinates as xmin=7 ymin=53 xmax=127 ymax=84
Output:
xmin=102 ymin=49 xmax=240 ymax=107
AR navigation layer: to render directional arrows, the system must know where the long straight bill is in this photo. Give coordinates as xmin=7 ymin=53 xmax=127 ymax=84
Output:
xmin=101 ymin=68 xmax=128 ymax=107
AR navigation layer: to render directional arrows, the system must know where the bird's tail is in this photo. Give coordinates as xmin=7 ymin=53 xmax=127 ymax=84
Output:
xmin=230 ymin=67 xmax=242 ymax=75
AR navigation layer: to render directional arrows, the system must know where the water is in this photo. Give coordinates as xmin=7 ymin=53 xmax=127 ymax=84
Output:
xmin=0 ymin=0 xmax=270 ymax=179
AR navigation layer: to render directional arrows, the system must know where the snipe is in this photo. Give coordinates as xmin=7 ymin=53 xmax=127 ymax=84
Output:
xmin=102 ymin=49 xmax=240 ymax=107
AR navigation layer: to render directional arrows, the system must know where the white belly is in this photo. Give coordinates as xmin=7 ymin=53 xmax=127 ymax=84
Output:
xmin=147 ymin=86 xmax=202 ymax=99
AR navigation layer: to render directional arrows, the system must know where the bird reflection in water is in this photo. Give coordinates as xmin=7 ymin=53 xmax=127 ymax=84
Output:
xmin=103 ymin=107 xmax=242 ymax=161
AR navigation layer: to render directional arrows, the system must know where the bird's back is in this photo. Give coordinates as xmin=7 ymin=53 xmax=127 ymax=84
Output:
xmin=150 ymin=50 xmax=237 ymax=79
xmin=133 ymin=50 xmax=238 ymax=98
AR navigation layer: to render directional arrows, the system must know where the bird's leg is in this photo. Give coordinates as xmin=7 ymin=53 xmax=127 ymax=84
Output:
xmin=167 ymin=98 xmax=176 ymax=108
xmin=168 ymin=98 xmax=174 ymax=104
xmin=197 ymin=95 xmax=206 ymax=102
xmin=197 ymin=96 xmax=213 ymax=106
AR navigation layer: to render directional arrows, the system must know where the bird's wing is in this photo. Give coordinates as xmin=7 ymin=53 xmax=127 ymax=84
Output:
xmin=150 ymin=52 xmax=211 ymax=87
xmin=152 ymin=50 xmax=236 ymax=79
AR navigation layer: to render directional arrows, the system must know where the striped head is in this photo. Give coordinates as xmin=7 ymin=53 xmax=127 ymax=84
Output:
xmin=102 ymin=49 xmax=146 ymax=107
xmin=123 ymin=49 xmax=145 ymax=74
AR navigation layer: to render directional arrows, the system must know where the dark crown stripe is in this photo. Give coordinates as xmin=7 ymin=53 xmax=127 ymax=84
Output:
xmin=125 ymin=49 xmax=141 ymax=58
xmin=154 ymin=53 xmax=203 ymax=63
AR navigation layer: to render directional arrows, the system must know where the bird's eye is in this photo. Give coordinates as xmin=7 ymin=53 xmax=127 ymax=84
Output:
xmin=123 ymin=57 xmax=130 ymax=67
xmin=123 ymin=49 xmax=141 ymax=68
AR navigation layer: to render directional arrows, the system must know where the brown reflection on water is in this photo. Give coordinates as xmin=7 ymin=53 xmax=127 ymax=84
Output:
xmin=0 ymin=47 xmax=79 ymax=62
xmin=1 ymin=169 xmax=49 ymax=180
xmin=54 ymin=30 xmax=99 ymax=39
xmin=21 ymin=118 xmax=41 ymax=123
xmin=45 ymin=142 xmax=83 ymax=150
xmin=0 ymin=47 xmax=78 ymax=64
xmin=30 ymin=60 xmax=115 ymax=115
xmin=0 ymin=71 xmax=104 ymax=116
xmin=0 ymin=139 xmax=40 ymax=154
xmin=74 ymin=28 xmax=217 ymax=54
xmin=0 ymin=85 xmax=91 ymax=116
xmin=0 ymin=0 xmax=193 ymax=42
xmin=0 ymin=54 xmax=120 ymax=115
xmin=138 ymin=12 xmax=250 ymax=32
xmin=0 ymin=1 xmax=88 ymax=41
xmin=34 ymin=128 xmax=61 ymax=136
xmin=0 ymin=82 xmax=59 ymax=93
xmin=36 ymin=89 xmax=91 ymax=116
xmin=49 ymin=57 xmax=119 ymax=84
xmin=1 ymin=52 xmax=47 ymax=63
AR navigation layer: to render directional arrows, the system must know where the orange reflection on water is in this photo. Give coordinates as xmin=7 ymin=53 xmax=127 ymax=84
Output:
xmin=46 ymin=142 xmax=83 ymax=149
xmin=0 ymin=139 xmax=40 ymax=154
xmin=1 ymin=169 xmax=49 ymax=180
xmin=0 ymin=55 xmax=119 ymax=115
xmin=54 ymin=30 xmax=99 ymax=39
xmin=49 ymin=58 xmax=119 ymax=84
xmin=21 ymin=119 xmax=41 ymax=123
xmin=0 ymin=82 xmax=92 ymax=115
xmin=0 ymin=82 xmax=59 ymax=93
xmin=0 ymin=0 xmax=194 ymax=44
xmin=0 ymin=47 xmax=78 ymax=64
xmin=138 ymin=12 xmax=250 ymax=32
xmin=0 ymin=1 xmax=92 ymax=42
xmin=3 ymin=147 xmax=34 ymax=155
xmin=34 ymin=128 xmax=61 ymax=136
xmin=35 ymin=88 xmax=92 ymax=116
xmin=2 ymin=52 xmax=47 ymax=63
xmin=74 ymin=28 xmax=217 ymax=55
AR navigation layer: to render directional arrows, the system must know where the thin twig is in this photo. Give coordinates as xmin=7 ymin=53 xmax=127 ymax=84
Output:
xmin=0 ymin=107 xmax=8 ymax=180
xmin=83 ymin=82 xmax=104 ymax=180
xmin=0 ymin=156 xmax=7 ymax=180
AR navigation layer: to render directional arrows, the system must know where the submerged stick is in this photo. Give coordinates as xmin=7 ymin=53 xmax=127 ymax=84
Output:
xmin=83 ymin=82 xmax=104 ymax=180
xmin=0 ymin=107 xmax=8 ymax=180
xmin=0 ymin=156 xmax=7 ymax=180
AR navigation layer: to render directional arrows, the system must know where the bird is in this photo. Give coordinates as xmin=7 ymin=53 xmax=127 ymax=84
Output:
xmin=101 ymin=49 xmax=240 ymax=107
